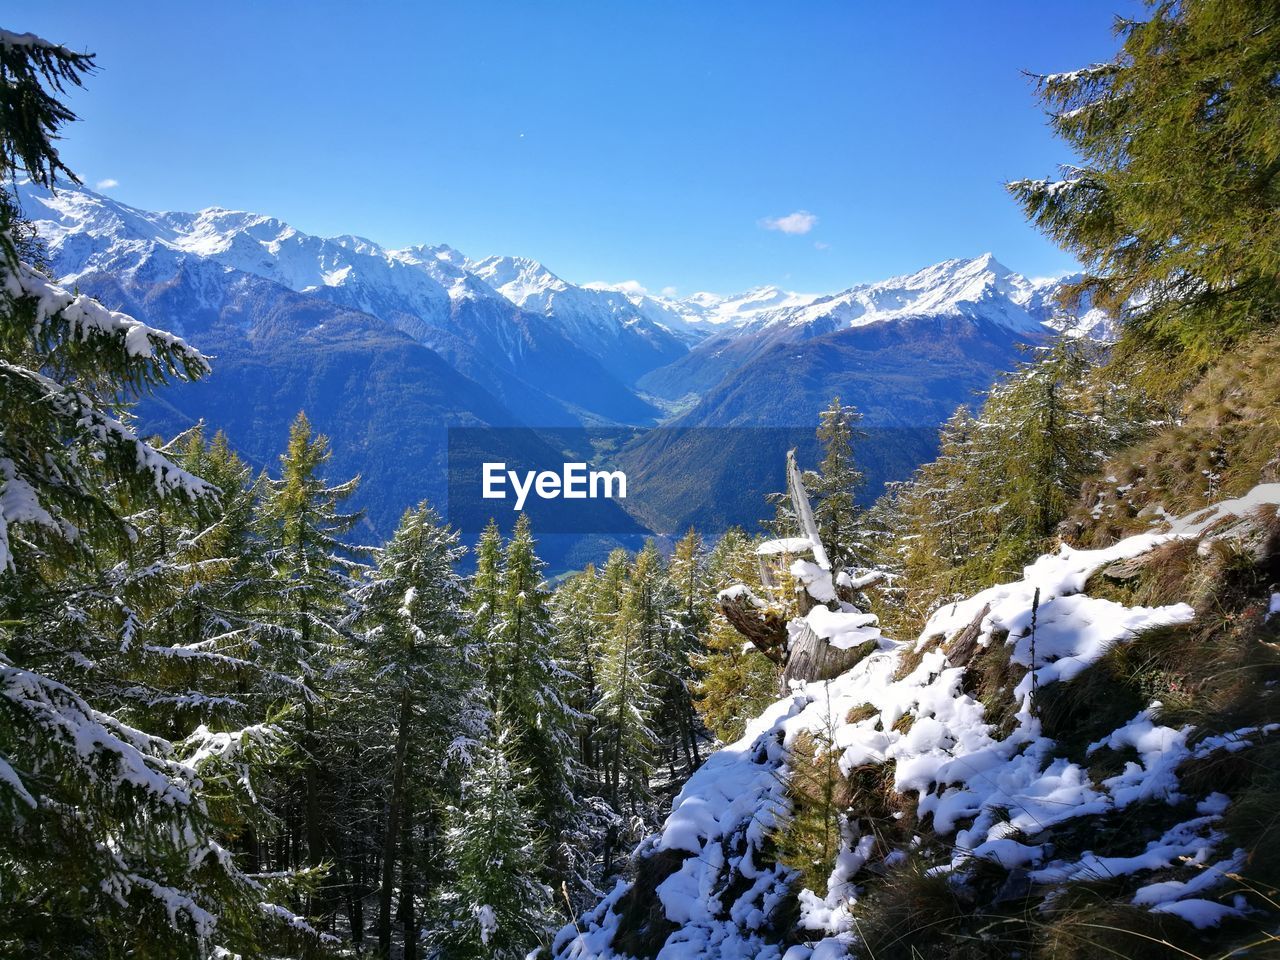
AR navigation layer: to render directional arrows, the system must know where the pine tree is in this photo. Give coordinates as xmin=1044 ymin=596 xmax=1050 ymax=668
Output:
xmin=1007 ymin=0 xmax=1280 ymax=355
xmin=434 ymin=709 xmax=555 ymax=960
xmin=487 ymin=515 xmax=580 ymax=882
xmin=469 ymin=519 xmax=503 ymax=688
xmin=877 ymin=339 xmax=1115 ymax=636
xmin=805 ymin=397 xmax=867 ymax=571
xmin=551 ymin=563 xmax=601 ymax=769
xmin=0 ymin=31 xmax=323 ymax=958
xmin=664 ymin=529 xmax=709 ymax=772
xmin=353 ymin=503 xmax=478 ymax=958
xmin=102 ymin=427 xmax=287 ymax=739
xmin=594 ymin=548 xmax=661 ymax=821
xmin=256 ymin=411 xmax=368 ymax=919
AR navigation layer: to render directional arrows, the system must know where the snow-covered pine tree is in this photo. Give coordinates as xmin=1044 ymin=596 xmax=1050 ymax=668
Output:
xmin=433 ymin=708 xmax=555 ymax=960
xmin=255 ymin=411 xmax=369 ymax=920
xmin=99 ymin=426 xmax=291 ymax=740
xmin=352 ymin=503 xmax=480 ymax=959
xmin=0 ymin=30 xmax=323 ymax=958
xmin=488 ymin=514 xmax=581 ymax=883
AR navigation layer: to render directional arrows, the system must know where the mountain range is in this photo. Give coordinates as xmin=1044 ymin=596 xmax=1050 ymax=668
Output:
xmin=15 ymin=181 xmax=1107 ymax=561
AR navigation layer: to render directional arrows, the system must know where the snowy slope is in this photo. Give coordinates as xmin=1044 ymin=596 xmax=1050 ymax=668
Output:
xmin=15 ymin=181 xmax=664 ymax=424
xmin=553 ymin=485 xmax=1280 ymax=959
xmin=635 ymin=254 xmax=1107 ymax=407
xmin=466 ymin=255 xmax=687 ymax=382
xmin=735 ymin=253 xmax=1073 ymax=336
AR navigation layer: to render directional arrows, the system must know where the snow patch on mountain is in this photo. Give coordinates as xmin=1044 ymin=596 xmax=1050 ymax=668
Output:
xmin=16 ymin=182 xmax=1109 ymax=394
xmin=735 ymin=253 xmax=1084 ymax=337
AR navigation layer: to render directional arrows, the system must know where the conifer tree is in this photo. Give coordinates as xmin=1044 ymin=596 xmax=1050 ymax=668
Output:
xmin=104 ymin=427 xmax=285 ymax=739
xmin=877 ymin=339 xmax=1115 ymax=635
xmin=664 ymin=529 xmax=709 ymax=770
xmin=434 ymin=709 xmax=555 ymax=960
xmin=469 ymin=519 xmax=503 ymax=687
xmin=805 ymin=397 xmax=867 ymax=571
xmin=353 ymin=503 xmax=477 ymax=958
xmin=487 ymin=515 xmax=580 ymax=880
xmin=256 ymin=411 xmax=368 ymax=914
xmin=1007 ymin=0 xmax=1280 ymax=355
xmin=594 ymin=548 xmax=661 ymax=820
xmin=551 ymin=563 xmax=601 ymax=769
xmin=0 ymin=30 xmax=322 ymax=958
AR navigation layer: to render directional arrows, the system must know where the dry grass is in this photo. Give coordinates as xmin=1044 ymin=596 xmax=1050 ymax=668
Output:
xmin=961 ymin=629 xmax=1021 ymax=740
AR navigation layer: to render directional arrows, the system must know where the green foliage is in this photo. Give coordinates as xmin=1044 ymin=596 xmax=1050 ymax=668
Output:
xmin=805 ymin=396 xmax=867 ymax=571
xmin=876 ymin=339 xmax=1126 ymax=636
xmin=777 ymin=728 xmax=850 ymax=897
xmin=0 ymin=32 xmax=322 ymax=958
xmin=691 ymin=528 xmax=780 ymax=744
xmin=594 ymin=544 xmax=663 ymax=813
xmin=434 ymin=710 xmax=555 ymax=960
xmin=0 ymin=31 xmax=93 ymax=197
xmin=1008 ymin=0 xmax=1280 ymax=355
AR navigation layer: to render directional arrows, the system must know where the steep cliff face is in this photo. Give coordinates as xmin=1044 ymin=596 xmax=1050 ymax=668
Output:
xmin=553 ymin=485 xmax=1280 ymax=959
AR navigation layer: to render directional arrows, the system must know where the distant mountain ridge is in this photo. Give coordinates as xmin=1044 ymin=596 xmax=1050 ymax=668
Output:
xmin=15 ymin=181 xmax=1109 ymax=555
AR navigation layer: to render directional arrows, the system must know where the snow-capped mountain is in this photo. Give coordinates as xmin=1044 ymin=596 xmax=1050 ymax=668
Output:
xmin=737 ymin=252 xmax=1069 ymax=335
xmin=635 ymin=253 xmax=1104 ymax=406
xmin=14 ymin=180 xmax=1108 ymax=549
xmin=19 ymin=182 xmax=1100 ymax=366
xmin=16 ymin=181 xmax=663 ymax=425
xmin=465 ymin=254 xmax=687 ymax=382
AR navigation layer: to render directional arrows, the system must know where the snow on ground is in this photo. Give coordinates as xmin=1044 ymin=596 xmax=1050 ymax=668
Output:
xmin=552 ymin=484 xmax=1280 ymax=959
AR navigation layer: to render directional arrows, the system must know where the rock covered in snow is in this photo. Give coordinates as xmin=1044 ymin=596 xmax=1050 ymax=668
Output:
xmin=552 ymin=484 xmax=1280 ymax=959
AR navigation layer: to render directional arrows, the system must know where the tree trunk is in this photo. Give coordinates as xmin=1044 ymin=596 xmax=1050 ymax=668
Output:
xmin=378 ymin=690 xmax=412 ymax=958
xmin=400 ymin=794 xmax=419 ymax=960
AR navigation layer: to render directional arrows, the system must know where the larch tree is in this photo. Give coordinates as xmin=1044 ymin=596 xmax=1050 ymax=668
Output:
xmin=255 ymin=411 xmax=368 ymax=920
xmin=489 ymin=514 xmax=581 ymax=883
xmin=1007 ymin=0 xmax=1280 ymax=356
xmin=353 ymin=503 xmax=479 ymax=959
xmin=805 ymin=397 xmax=867 ymax=571
xmin=664 ymin=529 xmax=709 ymax=772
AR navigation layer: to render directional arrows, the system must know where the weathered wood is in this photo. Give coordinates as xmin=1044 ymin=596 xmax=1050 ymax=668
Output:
xmin=718 ymin=591 xmax=788 ymax=664
xmin=778 ymin=618 xmax=874 ymax=693
xmin=1101 ymin=555 xmax=1149 ymax=580
xmin=942 ymin=602 xmax=992 ymax=669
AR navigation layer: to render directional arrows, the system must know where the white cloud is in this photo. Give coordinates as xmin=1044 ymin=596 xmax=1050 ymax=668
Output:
xmin=660 ymin=285 xmax=678 ymax=298
xmin=813 ymin=240 xmax=830 ymax=251
xmin=584 ymin=279 xmax=648 ymax=297
xmin=760 ymin=210 xmax=817 ymax=235
xmin=95 ymin=178 xmax=119 ymax=190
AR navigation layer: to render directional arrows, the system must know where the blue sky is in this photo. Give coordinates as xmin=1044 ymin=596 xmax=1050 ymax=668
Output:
xmin=21 ymin=1 xmax=1141 ymax=295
